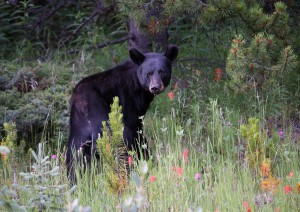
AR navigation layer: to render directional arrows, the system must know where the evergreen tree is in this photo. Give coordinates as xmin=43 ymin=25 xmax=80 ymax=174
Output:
xmin=201 ymin=1 xmax=298 ymax=93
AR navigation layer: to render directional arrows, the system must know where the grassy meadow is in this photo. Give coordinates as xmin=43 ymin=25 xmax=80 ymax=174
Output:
xmin=1 ymin=28 xmax=300 ymax=211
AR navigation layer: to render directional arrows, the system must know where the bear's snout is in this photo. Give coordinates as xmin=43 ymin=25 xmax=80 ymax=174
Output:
xmin=149 ymin=82 xmax=164 ymax=94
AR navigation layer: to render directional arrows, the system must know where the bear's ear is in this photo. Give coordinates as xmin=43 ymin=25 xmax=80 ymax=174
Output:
xmin=165 ymin=45 xmax=178 ymax=62
xmin=129 ymin=48 xmax=145 ymax=65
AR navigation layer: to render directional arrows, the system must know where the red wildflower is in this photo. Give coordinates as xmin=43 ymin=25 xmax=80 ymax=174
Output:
xmin=183 ymin=148 xmax=189 ymax=163
xmin=171 ymin=166 xmax=183 ymax=176
xmin=168 ymin=91 xmax=174 ymax=100
xmin=128 ymin=156 xmax=133 ymax=166
xmin=243 ymin=201 xmax=251 ymax=212
xmin=149 ymin=175 xmax=157 ymax=182
xmin=213 ymin=68 xmax=222 ymax=81
xmin=176 ymin=167 xmax=183 ymax=176
xmin=284 ymin=185 xmax=293 ymax=194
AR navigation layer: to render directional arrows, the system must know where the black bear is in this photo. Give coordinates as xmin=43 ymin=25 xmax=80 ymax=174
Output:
xmin=66 ymin=45 xmax=178 ymax=182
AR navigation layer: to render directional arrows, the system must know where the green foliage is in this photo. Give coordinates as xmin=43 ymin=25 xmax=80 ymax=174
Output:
xmin=96 ymin=96 xmax=128 ymax=195
xmin=17 ymin=143 xmax=67 ymax=211
xmin=201 ymin=1 xmax=290 ymax=39
xmin=0 ymin=185 xmax=26 ymax=211
xmin=122 ymin=162 xmax=148 ymax=212
xmin=240 ymin=117 xmax=263 ymax=170
xmin=226 ymin=33 xmax=298 ymax=93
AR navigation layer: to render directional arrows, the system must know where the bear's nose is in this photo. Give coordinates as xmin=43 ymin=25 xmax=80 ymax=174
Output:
xmin=151 ymin=86 xmax=159 ymax=93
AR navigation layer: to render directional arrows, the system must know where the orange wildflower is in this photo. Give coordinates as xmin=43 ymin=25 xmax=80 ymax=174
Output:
xmin=261 ymin=176 xmax=280 ymax=193
xmin=260 ymin=159 xmax=271 ymax=177
xmin=296 ymin=182 xmax=300 ymax=194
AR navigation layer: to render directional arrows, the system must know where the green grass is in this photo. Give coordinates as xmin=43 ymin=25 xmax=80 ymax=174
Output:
xmin=61 ymin=100 xmax=299 ymax=211
xmin=1 ymin=37 xmax=300 ymax=211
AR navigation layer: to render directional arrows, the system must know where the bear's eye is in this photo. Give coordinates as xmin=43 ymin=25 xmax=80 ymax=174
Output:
xmin=159 ymin=70 xmax=165 ymax=77
xmin=147 ymin=73 xmax=152 ymax=78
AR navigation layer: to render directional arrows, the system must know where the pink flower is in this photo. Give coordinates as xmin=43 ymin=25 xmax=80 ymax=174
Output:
xmin=289 ymin=172 xmax=293 ymax=178
xmin=176 ymin=167 xmax=183 ymax=176
xmin=149 ymin=175 xmax=157 ymax=182
xmin=195 ymin=173 xmax=201 ymax=180
xmin=51 ymin=155 xmax=58 ymax=159
xmin=278 ymin=130 xmax=284 ymax=138
xmin=128 ymin=156 xmax=133 ymax=166
xmin=183 ymin=149 xmax=189 ymax=163
xmin=168 ymin=91 xmax=174 ymax=100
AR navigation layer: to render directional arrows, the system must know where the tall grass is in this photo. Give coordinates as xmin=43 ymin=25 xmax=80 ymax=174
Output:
xmin=56 ymin=98 xmax=299 ymax=211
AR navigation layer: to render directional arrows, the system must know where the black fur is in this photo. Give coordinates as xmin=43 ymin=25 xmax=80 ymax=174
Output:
xmin=66 ymin=45 xmax=178 ymax=182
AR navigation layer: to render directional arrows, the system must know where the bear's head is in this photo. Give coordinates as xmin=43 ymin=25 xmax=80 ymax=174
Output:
xmin=129 ymin=45 xmax=178 ymax=95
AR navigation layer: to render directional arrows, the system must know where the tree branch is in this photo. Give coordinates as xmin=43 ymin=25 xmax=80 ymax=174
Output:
xmin=29 ymin=0 xmax=72 ymax=30
xmin=67 ymin=35 xmax=131 ymax=54
xmin=62 ymin=1 xmax=117 ymax=44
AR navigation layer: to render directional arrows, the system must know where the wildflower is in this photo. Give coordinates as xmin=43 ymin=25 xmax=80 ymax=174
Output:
xmin=296 ymin=182 xmax=300 ymax=194
xmin=213 ymin=68 xmax=222 ymax=81
xmin=195 ymin=173 xmax=201 ymax=180
xmin=195 ymin=70 xmax=201 ymax=75
xmin=171 ymin=166 xmax=183 ymax=176
xmin=149 ymin=175 xmax=157 ymax=182
xmin=243 ymin=201 xmax=251 ymax=212
xmin=51 ymin=154 xmax=58 ymax=159
xmin=260 ymin=159 xmax=271 ymax=177
xmin=267 ymin=196 xmax=273 ymax=203
xmin=183 ymin=149 xmax=189 ymax=163
xmin=176 ymin=127 xmax=184 ymax=136
xmin=289 ymin=172 xmax=293 ymax=178
xmin=128 ymin=156 xmax=133 ymax=166
xmin=168 ymin=91 xmax=174 ymax=100
xmin=284 ymin=185 xmax=293 ymax=194
xmin=278 ymin=130 xmax=284 ymax=138
xmin=176 ymin=167 xmax=183 ymax=176
xmin=261 ymin=176 xmax=280 ymax=193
